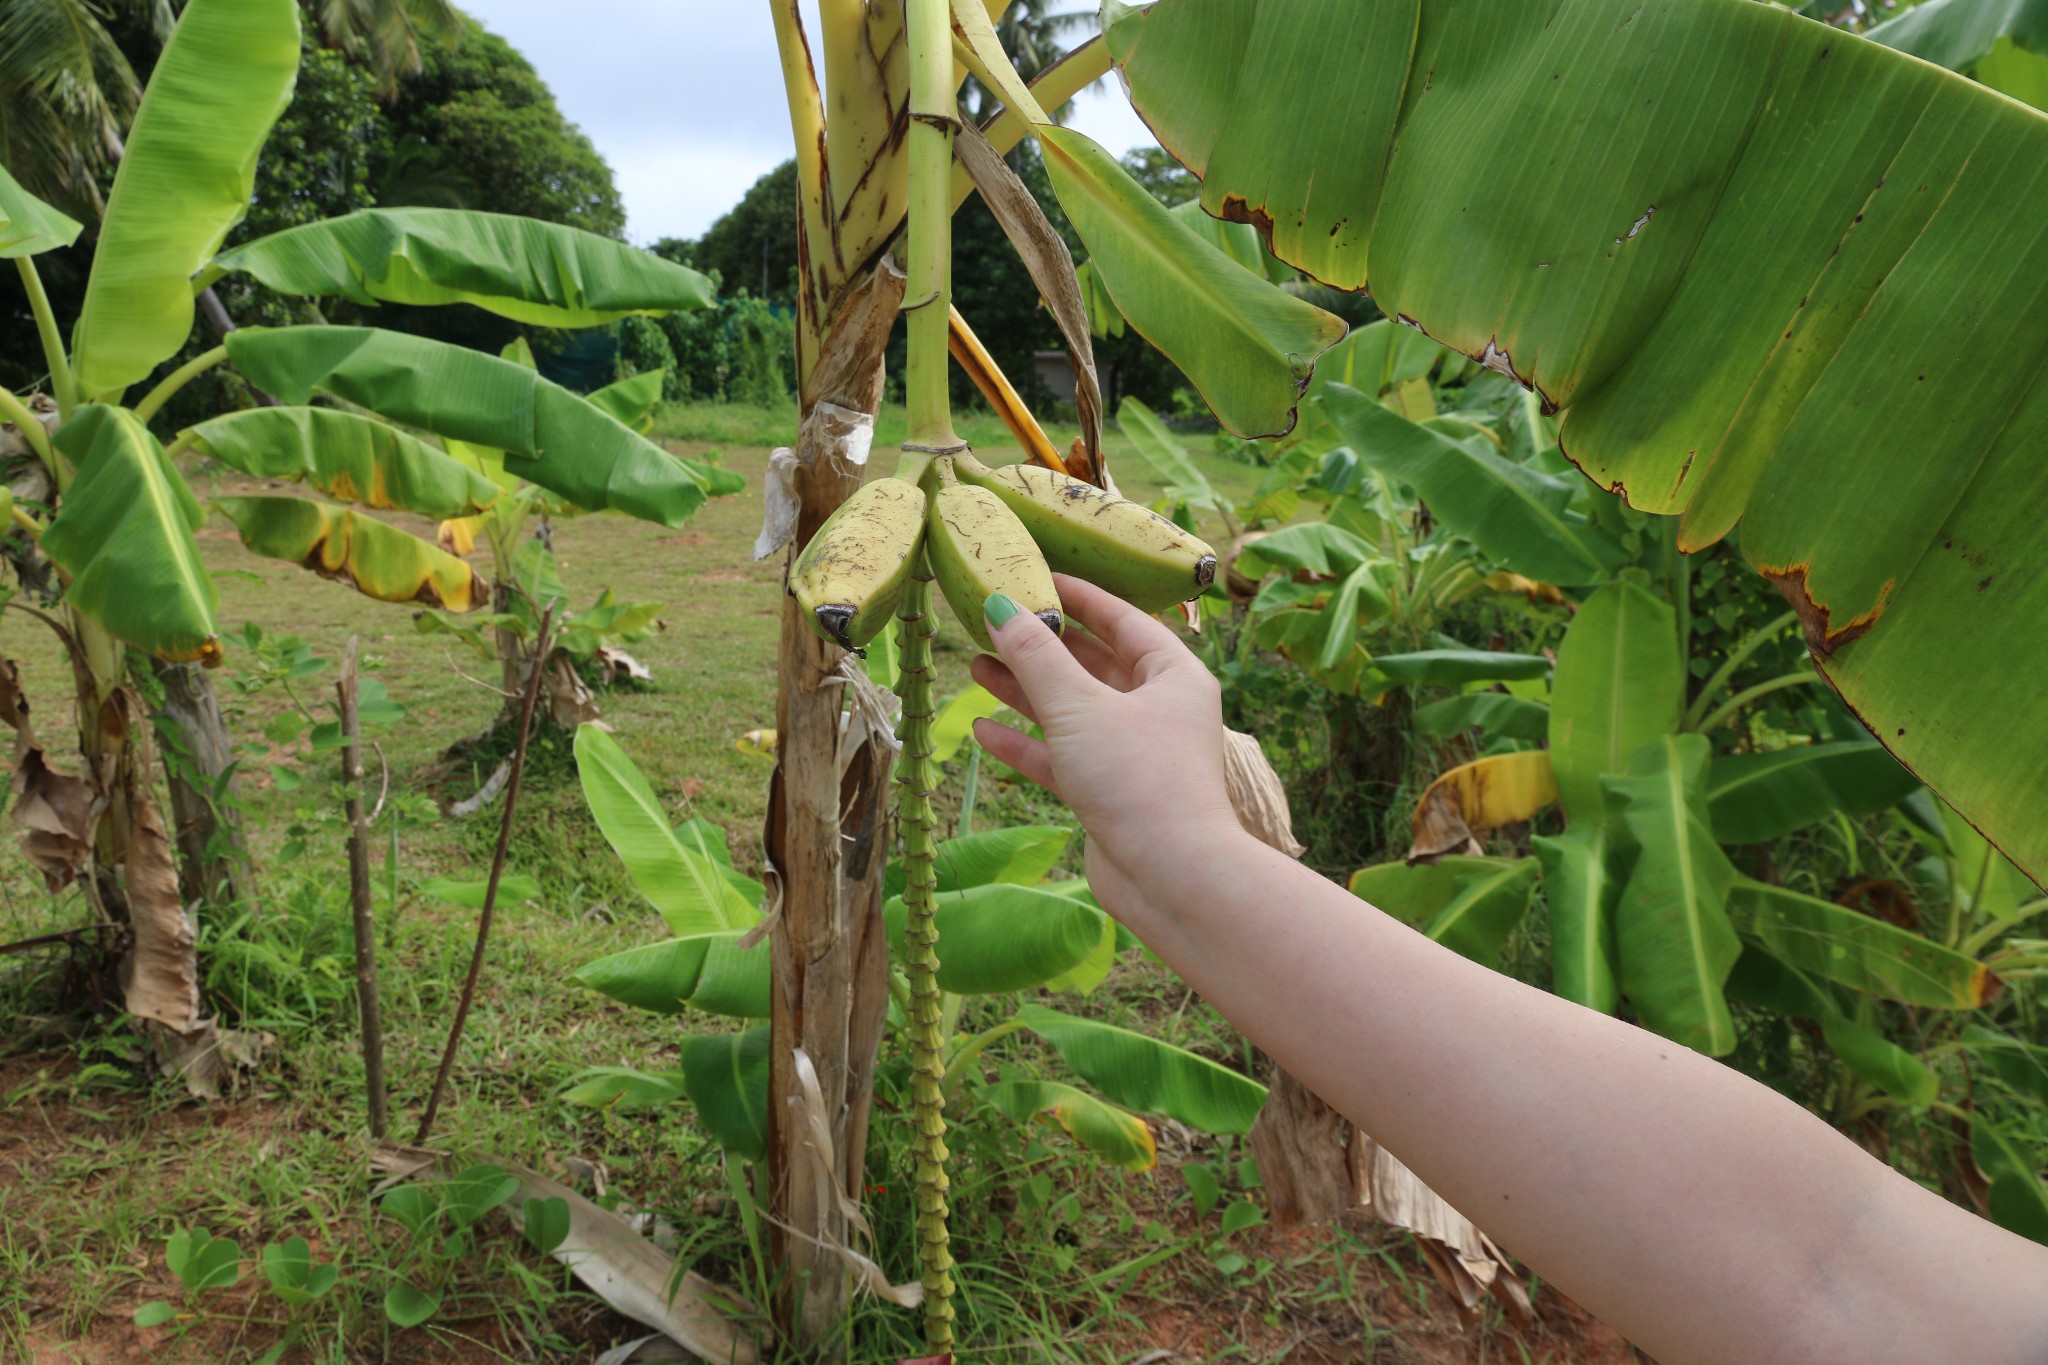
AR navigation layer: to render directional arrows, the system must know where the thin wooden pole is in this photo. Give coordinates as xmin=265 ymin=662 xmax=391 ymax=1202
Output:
xmin=337 ymin=637 xmax=388 ymax=1139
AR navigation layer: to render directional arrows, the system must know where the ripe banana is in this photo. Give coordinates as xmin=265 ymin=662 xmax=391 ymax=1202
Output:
xmin=789 ymin=476 xmax=927 ymax=651
xmin=924 ymin=467 xmax=1064 ymax=653
xmin=953 ymin=454 xmax=1216 ymax=613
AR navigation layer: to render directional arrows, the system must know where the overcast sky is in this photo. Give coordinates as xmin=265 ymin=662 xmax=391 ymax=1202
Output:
xmin=458 ymin=1 xmax=1160 ymax=244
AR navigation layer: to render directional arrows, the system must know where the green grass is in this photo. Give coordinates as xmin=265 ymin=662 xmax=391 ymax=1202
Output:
xmin=0 ymin=399 xmax=1548 ymax=1365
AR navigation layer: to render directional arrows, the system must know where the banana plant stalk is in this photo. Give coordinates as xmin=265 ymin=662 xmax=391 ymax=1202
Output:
xmin=896 ymin=0 xmax=963 ymax=1349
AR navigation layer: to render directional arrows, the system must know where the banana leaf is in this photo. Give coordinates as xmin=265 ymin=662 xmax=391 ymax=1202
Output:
xmin=1013 ymin=1003 xmax=1267 ymax=1135
xmin=1822 ymin=1014 xmax=1939 ymax=1110
xmin=209 ymin=209 xmax=714 ymax=326
xmin=1866 ymin=0 xmax=2048 ymax=105
xmin=1238 ymin=523 xmax=1377 ymax=578
xmin=1535 ymin=822 xmax=1623 ymax=1013
xmin=45 ymin=406 xmax=219 ymax=662
xmin=214 ymin=497 xmax=486 ymax=611
xmin=1036 ymin=124 xmax=1345 ymax=437
xmin=1412 ymin=692 xmax=1550 ymax=743
xmin=1726 ymin=877 xmax=1996 ymax=1009
xmin=1323 ymin=384 xmax=1624 ymax=586
xmin=1417 ymin=856 xmax=1541 ymax=966
xmin=224 ymin=326 xmax=742 ymax=527
xmin=587 ymin=369 xmax=667 ymax=431
xmin=1706 ymin=741 xmax=1921 ymax=845
xmin=1115 ymin=398 xmax=1221 ymax=509
xmin=884 ymin=885 xmax=1109 ymax=995
xmin=1307 ymin=320 xmax=1450 ymax=401
xmin=1348 ymin=855 xmax=1524 ymax=924
xmin=1973 ymin=1119 xmax=2048 ymax=1244
xmin=573 ymin=725 xmax=756 ymax=936
xmin=1108 ymin=0 xmax=2048 ymax=881
xmin=0 ymin=162 xmax=81 ymax=258
xmin=1550 ymin=581 xmax=1683 ymax=823
xmin=559 ymin=1067 xmax=689 ymax=1111
xmin=70 ymin=0 xmax=299 ymax=397
xmin=883 ymin=823 xmax=1071 ymax=900
xmin=1368 ymin=650 xmax=1550 ymax=686
xmin=1602 ymin=734 xmax=1741 ymax=1055
xmin=679 ymin=1027 xmax=772 ymax=1161
xmin=183 ymin=408 xmax=499 ymax=518
xmin=571 ymin=930 xmax=769 ymax=1019
xmin=984 ymin=1079 xmax=1157 ymax=1171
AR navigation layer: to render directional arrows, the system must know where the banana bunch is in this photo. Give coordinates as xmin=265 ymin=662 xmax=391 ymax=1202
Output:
xmin=790 ymin=454 xmax=1217 ymax=653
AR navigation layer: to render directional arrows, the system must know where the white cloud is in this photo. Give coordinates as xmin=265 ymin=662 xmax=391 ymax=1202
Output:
xmin=458 ymin=0 xmax=1165 ymax=242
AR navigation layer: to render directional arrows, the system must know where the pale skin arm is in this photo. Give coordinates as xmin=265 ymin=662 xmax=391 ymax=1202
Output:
xmin=971 ymin=575 xmax=2048 ymax=1365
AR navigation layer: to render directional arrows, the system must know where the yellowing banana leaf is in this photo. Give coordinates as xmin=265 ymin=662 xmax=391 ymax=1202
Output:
xmin=572 ymin=725 xmax=757 ymax=937
xmin=1409 ymin=751 xmax=1558 ymax=862
xmin=1535 ymin=823 xmax=1622 ymax=1013
xmin=1727 ymin=877 xmax=1997 ymax=1010
xmin=70 ymin=0 xmax=299 ymax=397
xmin=1036 ymin=125 xmax=1344 ymax=437
xmin=213 ymin=496 xmax=486 ymax=611
xmin=225 ymin=326 xmax=743 ymax=527
xmin=1110 ymin=0 xmax=2048 ymax=881
xmin=1550 ymin=581 xmax=1683 ymax=823
xmin=1705 ymin=741 xmax=1921 ymax=845
xmin=183 ymin=408 xmax=499 ymax=518
xmin=984 ymin=1080 xmax=1157 ymax=1172
xmin=1324 ymin=384 xmax=1623 ymax=586
xmin=0 ymin=162 xmax=81 ymax=258
xmin=45 ymin=406 xmax=218 ymax=662
xmin=1602 ymin=734 xmax=1741 ymax=1056
xmin=208 ymin=209 xmax=714 ymax=326
xmin=1013 ymin=1003 xmax=1267 ymax=1135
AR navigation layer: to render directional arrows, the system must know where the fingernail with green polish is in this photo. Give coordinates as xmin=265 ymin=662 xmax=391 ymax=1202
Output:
xmin=983 ymin=593 xmax=1020 ymax=630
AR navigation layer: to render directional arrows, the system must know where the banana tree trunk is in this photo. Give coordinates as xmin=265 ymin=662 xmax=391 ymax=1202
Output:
xmin=149 ymin=657 xmax=247 ymax=910
xmin=764 ymin=259 xmax=906 ymax=1353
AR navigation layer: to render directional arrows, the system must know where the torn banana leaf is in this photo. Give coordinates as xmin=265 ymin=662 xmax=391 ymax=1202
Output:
xmin=984 ymin=1079 xmax=1157 ymax=1171
xmin=225 ymin=326 xmax=743 ymax=527
xmin=45 ymin=406 xmax=219 ymax=662
xmin=1108 ymin=0 xmax=2048 ymax=879
xmin=214 ymin=495 xmax=487 ymax=610
xmin=182 ymin=407 xmax=500 ymax=518
xmin=209 ymin=209 xmax=714 ymax=325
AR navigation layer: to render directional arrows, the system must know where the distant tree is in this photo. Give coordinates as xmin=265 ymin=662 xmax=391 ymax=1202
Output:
xmin=0 ymin=0 xmax=141 ymax=218
xmin=963 ymin=1 xmax=1096 ymax=124
xmin=1118 ymin=146 xmax=1199 ymax=207
xmin=374 ymin=23 xmax=624 ymax=237
xmin=692 ymin=159 xmax=801 ymax=307
xmin=308 ymin=0 xmax=465 ymax=96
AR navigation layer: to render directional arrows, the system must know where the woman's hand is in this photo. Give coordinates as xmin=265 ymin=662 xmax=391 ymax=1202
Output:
xmin=969 ymin=575 xmax=1247 ymax=907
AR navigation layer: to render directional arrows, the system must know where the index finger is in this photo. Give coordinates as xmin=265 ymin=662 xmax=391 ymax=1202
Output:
xmin=1053 ymin=574 xmax=1201 ymax=681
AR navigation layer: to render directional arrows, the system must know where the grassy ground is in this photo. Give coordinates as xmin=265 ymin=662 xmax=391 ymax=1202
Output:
xmin=0 ymin=401 xmax=1626 ymax=1364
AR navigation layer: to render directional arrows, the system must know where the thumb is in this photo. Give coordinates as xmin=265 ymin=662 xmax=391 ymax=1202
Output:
xmin=984 ymin=592 xmax=1096 ymax=721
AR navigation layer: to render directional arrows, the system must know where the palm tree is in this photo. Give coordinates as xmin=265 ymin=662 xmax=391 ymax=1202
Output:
xmin=309 ymin=0 xmax=465 ymax=96
xmin=965 ymin=1 xmax=1096 ymax=125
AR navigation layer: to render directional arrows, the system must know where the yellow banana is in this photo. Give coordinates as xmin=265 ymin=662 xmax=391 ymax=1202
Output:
xmin=789 ymin=477 xmax=928 ymax=651
xmin=924 ymin=463 xmax=1063 ymax=652
xmin=953 ymin=454 xmax=1216 ymax=613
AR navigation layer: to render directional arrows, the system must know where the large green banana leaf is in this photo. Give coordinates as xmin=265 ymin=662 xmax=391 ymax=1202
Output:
xmin=883 ymin=824 xmax=1071 ymax=899
xmin=0 ymin=163 xmax=81 ymax=258
xmin=1348 ymin=855 xmax=1523 ymax=924
xmin=70 ymin=0 xmax=299 ymax=398
xmin=884 ymin=885 xmax=1109 ymax=995
xmin=1602 ymin=734 xmax=1741 ymax=1055
xmin=1549 ymin=581 xmax=1683 ymax=823
xmin=208 ymin=209 xmax=715 ymax=326
xmin=1416 ymin=857 xmax=1540 ymax=966
xmin=1013 ymin=1003 xmax=1267 ymax=1134
xmin=1036 ymin=124 xmax=1345 ymax=437
xmin=586 ymin=369 xmax=667 ymax=432
xmin=1107 ymin=0 xmax=2048 ymax=881
xmin=1823 ymin=1013 xmax=1940 ymax=1110
xmin=679 ymin=1026 xmax=773 ymax=1161
xmin=213 ymin=497 xmax=487 ymax=611
xmin=45 ymin=406 xmax=219 ymax=662
xmin=224 ymin=326 xmax=742 ymax=527
xmin=1534 ymin=823 xmax=1622 ymax=1013
xmin=573 ymin=725 xmax=757 ymax=936
xmin=1705 ymin=741 xmax=1921 ymax=845
xmin=572 ymin=931 xmax=769 ymax=1019
xmin=183 ymin=408 xmax=499 ymax=518
xmin=1323 ymin=384 xmax=1623 ymax=586
xmin=1727 ymin=877 xmax=1995 ymax=1009
xmin=1412 ymin=692 xmax=1550 ymax=743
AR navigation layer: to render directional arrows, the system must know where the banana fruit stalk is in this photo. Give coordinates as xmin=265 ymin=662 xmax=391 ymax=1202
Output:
xmin=955 ymin=454 xmax=1216 ymax=613
xmin=789 ymin=456 xmax=1216 ymax=654
xmin=788 ymin=476 xmax=927 ymax=650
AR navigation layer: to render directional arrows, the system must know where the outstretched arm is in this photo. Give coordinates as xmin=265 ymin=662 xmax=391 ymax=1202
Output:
xmin=971 ymin=577 xmax=2048 ymax=1365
